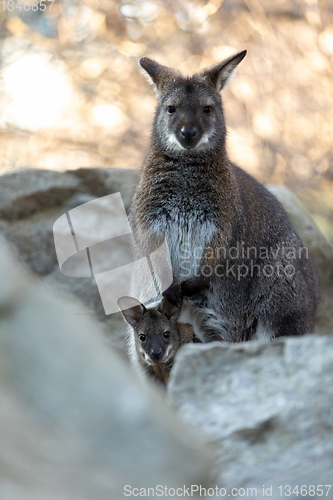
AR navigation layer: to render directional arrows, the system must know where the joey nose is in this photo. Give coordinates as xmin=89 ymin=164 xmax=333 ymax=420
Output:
xmin=181 ymin=126 xmax=197 ymax=141
xmin=150 ymin=348 xmax=163 ymax=362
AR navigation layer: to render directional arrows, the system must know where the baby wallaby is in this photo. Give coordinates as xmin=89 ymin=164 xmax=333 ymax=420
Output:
xmin=130 ymin=51 xmax=319 ymax=342
xmin=118 ymin=295 xmax=198 ymax=384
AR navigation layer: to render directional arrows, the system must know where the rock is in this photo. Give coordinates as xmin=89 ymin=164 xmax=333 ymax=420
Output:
xmin=69 ymin=168 xmax=110 ymax=198
xmin=268 ymin=185 xmax=333 ymax=334
xmin=70 ymin=167 xmax=139 ymax=211
xmin=267 ymin=185 xmax=333 ymax=285
xmin=0 ymin=240 xmax=211 ymax=499
xmin=0 ymin=167 xmax=82 ymax=220
xmin=168 ymin=338 xmax=333 ymax=499
xmin=43 ymin=269 xmax=128 ymax=354
xmin=0 ymin=239 xmax=30 ymax=309
xmin=0 ymin=168 xmax=139 ymax=347
xmin=104 ymin=167 xmax=139 ymax=211
xmin=2 ymin=207 xmax=64 ymax=275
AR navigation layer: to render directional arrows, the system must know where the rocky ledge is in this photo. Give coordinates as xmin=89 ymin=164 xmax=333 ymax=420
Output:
xmin=0 ymin=166 xmax=332 ymax=499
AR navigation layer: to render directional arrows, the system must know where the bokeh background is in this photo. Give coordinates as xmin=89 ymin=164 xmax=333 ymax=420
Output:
xmin=0 ymin=0 xmax=332 ymax=241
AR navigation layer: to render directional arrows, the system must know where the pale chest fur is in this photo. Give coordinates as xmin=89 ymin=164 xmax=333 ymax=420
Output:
xmin=146 ymin=203 xmax=217 ymax=281
xmin=132 ymin=166 xmax=222 ymax=281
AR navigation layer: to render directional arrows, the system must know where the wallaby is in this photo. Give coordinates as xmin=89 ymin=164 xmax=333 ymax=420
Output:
xmin=129 ymin=51 xmax=319 ymax=342
xmin=118 ymin=295 xmax=199 ymax=384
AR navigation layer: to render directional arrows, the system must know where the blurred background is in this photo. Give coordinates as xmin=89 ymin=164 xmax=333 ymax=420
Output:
xmin=0 ymin=0 xmax=332 ymax=241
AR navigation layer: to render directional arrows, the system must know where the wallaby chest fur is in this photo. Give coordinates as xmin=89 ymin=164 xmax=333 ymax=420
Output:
xmin=130 ymin=52 xmax=319 ymax=344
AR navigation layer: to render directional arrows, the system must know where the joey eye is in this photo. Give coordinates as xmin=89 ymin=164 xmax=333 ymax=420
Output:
xmin=163 ymin=331 xmax=170 ymax=339
xmin=203 ymin=106 xmax=213 ymax=114
xmin=166 ymin=106 xmax=176 ymax=115
xmin=139 ymin=334 xmax=146 ymax=342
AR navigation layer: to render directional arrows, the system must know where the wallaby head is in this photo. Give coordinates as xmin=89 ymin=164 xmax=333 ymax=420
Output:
xmin=140 ymin=50 xmax=246 ymax=156
xmin=118 ymin=296 xmax=181 ymax=366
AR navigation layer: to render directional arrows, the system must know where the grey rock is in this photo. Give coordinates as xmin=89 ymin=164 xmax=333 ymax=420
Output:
xmin=268 ymin=185 xmax=333 ymax=334
xmin=64 ymin=192 xmax=98 ymax=211
xmin=168 ymin=338 xmax=333 ymax=499
xmin=68 ymin=167 xmax=110 ymax=197
xmin=43 ymin=269 xmax=128 ymax=354
xmin=0 ymin=167 xmax=82 ymax=220
xmin=104 ymin=167 xmax=139 ymax=211
xmin=0 ymin=168 xmax=138 ymax=349
xmin=267 ymin=185 xmax=333 ymax=284
xmin=2 ymin=207 xmax=64 ymax=275
xmin=70 ymin=167 xmax=139 ymax=211
xmin=0 ymin=240 xmax=211 ymax=500
xmin=0 ymin=239 xmax=30 ymax=310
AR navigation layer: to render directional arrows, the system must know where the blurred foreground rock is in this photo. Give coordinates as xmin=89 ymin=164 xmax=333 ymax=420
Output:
xmin=168 ymin=338 xmax=333 ymax=499
xmin=0 ymin=168 xmax=332 ymax=342
xmin=0 ymin=240 xmax=211 ymax=500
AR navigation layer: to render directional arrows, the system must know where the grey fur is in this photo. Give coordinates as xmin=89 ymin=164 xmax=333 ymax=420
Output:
xmin=129 ymin=51 xmax=319 ymax=346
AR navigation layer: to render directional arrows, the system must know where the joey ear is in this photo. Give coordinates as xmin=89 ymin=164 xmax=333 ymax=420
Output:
xmin=199 ymin=50 xmax=247 ymax=92
xmin=140 ymin=57 xmax=180 ymax=94
xmin=160 ymin=297 xmax=181 ymax=321
xmin=117 ymin=296 xmax=146 ymax=327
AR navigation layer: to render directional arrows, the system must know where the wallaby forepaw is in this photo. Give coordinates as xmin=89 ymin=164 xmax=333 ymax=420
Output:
xmin=162 ymin=277 xmax=182 ymax=308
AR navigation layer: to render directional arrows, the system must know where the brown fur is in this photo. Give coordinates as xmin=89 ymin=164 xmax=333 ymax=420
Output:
xmin=152 ymin=322 xmax=195 ymax=383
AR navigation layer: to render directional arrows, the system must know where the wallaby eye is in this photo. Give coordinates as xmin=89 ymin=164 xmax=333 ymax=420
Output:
xmin=163 ymin=331 xmax=170 ymax=339
xmin=203 ymin=106 xmax=213 ymax=114
xmin=166 ymin=106 xmax=176 ymax=115
xmin=139 ymin=334 xmax=146 ymax=342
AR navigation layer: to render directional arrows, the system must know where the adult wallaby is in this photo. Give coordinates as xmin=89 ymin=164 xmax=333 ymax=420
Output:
xmin=129 ymin=51 xmax=319 ymax=342
xmin=118 ymin=295 xmax=199 ymax=384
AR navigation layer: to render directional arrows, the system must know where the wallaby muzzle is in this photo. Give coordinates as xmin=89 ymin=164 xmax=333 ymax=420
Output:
xmin=180 ymin=125 xmax=198 ymax=149
xmin=147 ymin=335 xmax=167 ymax=363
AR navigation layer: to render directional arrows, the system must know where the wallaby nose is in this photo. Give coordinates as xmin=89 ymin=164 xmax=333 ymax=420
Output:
xmin=181 ymin=126 xmax=197 ymax=141
xmin=150 ymin=348 xmax=163 ymax=362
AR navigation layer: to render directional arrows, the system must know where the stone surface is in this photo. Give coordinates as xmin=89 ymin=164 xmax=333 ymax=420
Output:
xmin=70 ymin=167 xmax=139 ymax=211
xmin=2 ymin=207 xmax=64 ymax=275
xmin=168 ymin=338 xmax=333 ymax=499
xmin=0 ymin=240 xmax=211 ymax=500
xmin=0 ymin=166 xmax=139 ymax=350
xmin=43 ymin=270 xmax=128 ymax=355
xmin=0 ymin=168 xmax=82 ymax=220
xmin=268 ymin=185 xmax=333 ymax=284
xmin=104 ymin=167 xmax=139 ymax=211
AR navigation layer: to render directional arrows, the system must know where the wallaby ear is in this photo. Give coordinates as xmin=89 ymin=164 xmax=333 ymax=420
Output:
xmin=199 ymin=50 xmax=247 ymax=92
xmin=140 ymin=57 xmax=180 ymax=94
xmin=160 ymin=297 xmax=181 ymax=321
xmin=117 ymin=296 xmax=146 ymax=327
